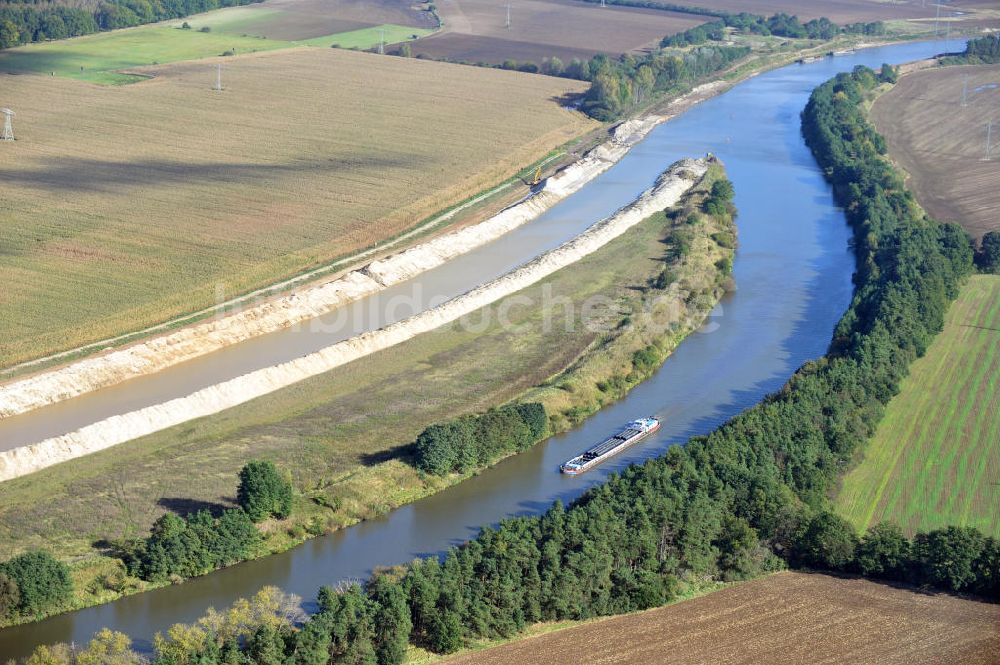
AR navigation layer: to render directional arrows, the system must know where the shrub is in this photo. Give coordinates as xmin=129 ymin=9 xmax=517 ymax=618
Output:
xmin=414 ymin=403 xmax=547 ymax=475
xmin=131 ymin=509 xmax=260 ymax=581
xmin=0 ymin=572 xmax=20 ymax=618
xmin=976 ymin=231 xmax=1000 ymax=273
xmin=0 ymin=550 xmax=72 ymax=615
xmin=238 ymin=460 xmax=294 ymax=522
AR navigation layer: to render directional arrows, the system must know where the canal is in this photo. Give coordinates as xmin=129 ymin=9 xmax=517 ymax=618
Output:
xmin=0 ymin=37 xmax=965 ymax=660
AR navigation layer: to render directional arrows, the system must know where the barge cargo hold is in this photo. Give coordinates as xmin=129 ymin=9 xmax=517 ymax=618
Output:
xmin=560 ymin=417 xmax=660 ymax=475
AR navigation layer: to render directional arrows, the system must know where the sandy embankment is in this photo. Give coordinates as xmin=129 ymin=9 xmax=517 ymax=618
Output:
xmin=0 ymin=114 xmax=671 ymax=420
xmin=0 ymin=158 xmax=709 ymax=482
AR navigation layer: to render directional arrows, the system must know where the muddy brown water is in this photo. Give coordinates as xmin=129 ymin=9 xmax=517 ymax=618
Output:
xmin=0 ymin=39 xmax=966 ymax=660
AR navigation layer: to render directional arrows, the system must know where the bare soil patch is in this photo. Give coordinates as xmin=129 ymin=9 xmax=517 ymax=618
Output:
xmin=412 ymin=33 xmax=598 ymax=65
xmin=444 ymin=572 xmax=1000 ymax=665
xmin=414 ymin=0 xmax=706 ymax=64
xmin=871 ymin=64 xmax=1000 ymax=240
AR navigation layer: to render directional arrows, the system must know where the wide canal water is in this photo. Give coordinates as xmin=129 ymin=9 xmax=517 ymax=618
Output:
xmin=0 ymin=38 xmax=964 ymax=660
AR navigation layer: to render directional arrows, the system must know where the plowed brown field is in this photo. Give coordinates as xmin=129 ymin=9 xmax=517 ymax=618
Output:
xmin=413 ymin=0 xmax=706 ymax=64
xmin=444 ymin=572 xmax=1000 ymax=665
xmin=871 ymin=64 xmax=1000 ymax=240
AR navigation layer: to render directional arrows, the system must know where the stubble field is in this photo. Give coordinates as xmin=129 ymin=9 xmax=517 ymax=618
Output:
xmin=412 ymin=0 xmax=706 ymax=65
xmin=836 ymin=275 xmax=999 ymax=538
xmin=440 ymin=572 xmax=1000 ymax=665
xmin=871 ymin=63 xmax=1000 ymax=240
xmin=0 ymin=47 xmax=594 ymax=367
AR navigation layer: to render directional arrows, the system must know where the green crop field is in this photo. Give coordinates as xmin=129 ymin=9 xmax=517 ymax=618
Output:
xmin=836 ymin=275 xmax=1000 ymax=537
xmin=297 ymin=25 xmax=433 ymax=49
xmin=0 ymin=25 xmax=293 ymax=84
xmin=0 ymin=14 xmax=433 ymax=84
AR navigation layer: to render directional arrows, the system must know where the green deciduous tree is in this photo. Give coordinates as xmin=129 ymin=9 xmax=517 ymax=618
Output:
xmin=0 ymin=550 xmax=72 ymax=615
xmin=854 ymin=522 xmax=910 ymax=580
xmin=0 ymin=571 xmax=20 ymax=619
xmin=238 ymin=460 xmax=293 ymax=522
xmin=911 ymin=526 xmax=986 ymax=591
xmin=976 ymin=231 xmax=1000 ymax=273
xmin=794 ymin=512 xmax=858 ymax=571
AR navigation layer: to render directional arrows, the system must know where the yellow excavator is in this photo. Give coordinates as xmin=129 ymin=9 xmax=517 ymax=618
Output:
xmin=529 ymin=165 xmax=542 ymax=186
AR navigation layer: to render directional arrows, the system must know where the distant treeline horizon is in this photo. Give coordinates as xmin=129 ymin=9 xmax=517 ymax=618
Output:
xmin=0 ymin=0 xmax=265 ymax=49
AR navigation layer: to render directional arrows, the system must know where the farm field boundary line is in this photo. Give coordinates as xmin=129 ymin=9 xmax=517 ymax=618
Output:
xmin=0 ymin=158 xmax=709 ymax=481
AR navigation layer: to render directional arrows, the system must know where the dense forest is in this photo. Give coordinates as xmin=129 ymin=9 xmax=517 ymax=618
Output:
xmin=0 ymin=0 xmax=263 ymax=48
xmin=21 ymin=66 xmax=997 ymax=663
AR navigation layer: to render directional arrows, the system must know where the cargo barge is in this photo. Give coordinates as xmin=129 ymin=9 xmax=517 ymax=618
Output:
xmin=560 ymin=417 xmax=660 ymax=475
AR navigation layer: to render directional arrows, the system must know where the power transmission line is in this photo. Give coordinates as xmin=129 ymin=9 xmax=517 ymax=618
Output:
xmin=1 ymin=108 xmax=14 ymax=142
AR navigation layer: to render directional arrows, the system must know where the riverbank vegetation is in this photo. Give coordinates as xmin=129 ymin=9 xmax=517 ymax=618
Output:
xmin=0 ymin=164 xmax=734 ymax=630
xmin=948 ymin=34 xmax=1000 ymax=65
xmin=414 ymin=403 xmax=547 ymax=476
xmin=660 ymin=12 xmax=884 ymax=48
xmin=0 ymin=551 xmax=72 ymax=625
xmin=21 ymin=60 xmax=996 ymax=665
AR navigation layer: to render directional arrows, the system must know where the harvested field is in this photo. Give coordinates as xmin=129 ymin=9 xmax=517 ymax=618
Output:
xmin=836 ymin=275 xmax=999 ymax=538
xmin=871 ymin=64 xmax=1000 ymax=241
xmin=441 ymin=572 xmax=1000 ymax=665
xmin=662 ymin=0 xmax=936 ymax=23
xmin=413 ymin=0 xmax=706 ymax=65
xmin=0 ymin=48 xmax=594 ymax=367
